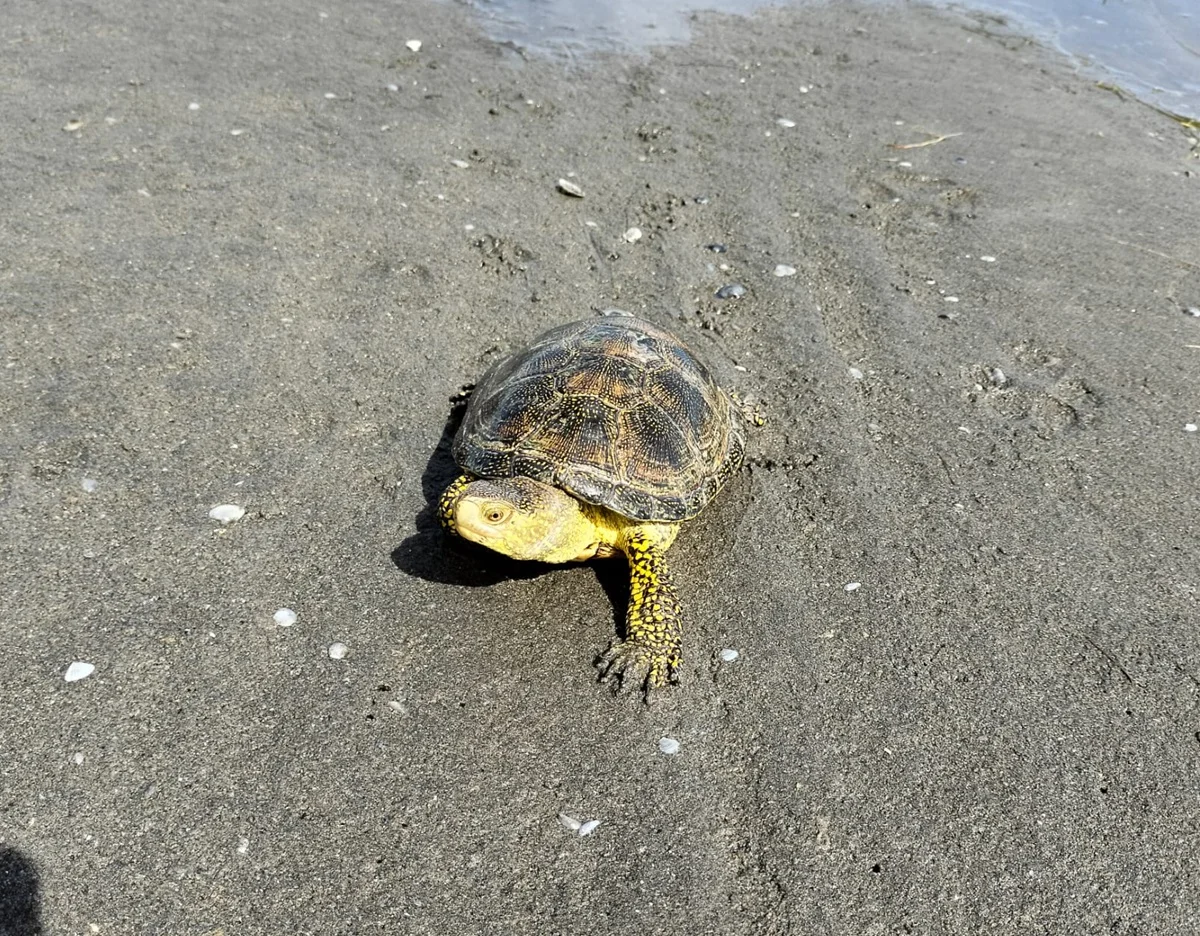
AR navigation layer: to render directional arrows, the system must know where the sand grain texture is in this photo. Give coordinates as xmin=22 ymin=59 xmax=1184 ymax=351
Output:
xmin=1 ymin=1 xmax=1197 ymax=933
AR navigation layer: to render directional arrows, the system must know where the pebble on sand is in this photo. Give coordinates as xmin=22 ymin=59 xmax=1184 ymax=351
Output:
xmin=328 ymin=642 xmax=348 ymax=660
xmin=776 ymin=118 xmax=796 ymax=128
xmin=715 ymin=283 xmax=746 ymax=300
xmin=844 ymin=582 xmax=862 ymax=592
xmin=64 ymin=662 xmax=95 ymax=683
xmin=773 ymin=264 xmax=796 ymax=277
xmin=273 ymin=608 xmax=297 ymax=627
xmin=623 ymin=227 xmax=643 ymax=243
xmin=719 ymin=648 xmax=740 ymax=663
xmin=1185 ymin=423 xmax=1198 ymax=432
xmin=208 ymin=504 xmax=245 ymax=524
xmin=451 ymin=159 xmax=470 ymax=169
xmin=405 ymin=39 xmax=422 ymax=52
xmin=82 ymin=478 xmax=98 ymax=493
xmin=658 ymin=737 xmax=681 ymax=755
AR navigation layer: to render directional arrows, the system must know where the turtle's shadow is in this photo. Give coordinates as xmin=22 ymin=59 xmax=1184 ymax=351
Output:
xmin=391 ymin=399 xmax=557 ymax=587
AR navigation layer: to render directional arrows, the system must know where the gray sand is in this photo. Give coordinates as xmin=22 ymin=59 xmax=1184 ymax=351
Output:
xmin=2 ymin=1 xmax=1198 ymax=933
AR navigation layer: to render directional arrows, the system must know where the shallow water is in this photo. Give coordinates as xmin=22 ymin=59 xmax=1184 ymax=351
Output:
xmin=459 ymin=0 xmax=1200 ymax=119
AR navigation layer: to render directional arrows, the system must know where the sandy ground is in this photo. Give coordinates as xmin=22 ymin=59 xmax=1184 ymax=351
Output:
xmin=2 ymin=0 xmax=1198 ymax=933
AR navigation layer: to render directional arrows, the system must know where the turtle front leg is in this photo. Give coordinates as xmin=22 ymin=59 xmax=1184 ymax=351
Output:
xmin=598 ymin=529 xmax=683 ymax=693
xmin=438 ymin=473 xmax=475 ymax=535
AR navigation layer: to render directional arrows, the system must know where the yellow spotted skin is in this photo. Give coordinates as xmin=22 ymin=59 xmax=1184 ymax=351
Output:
xmin=598 ymin=530 xmax=684 ymax=691
xmin=438 ymin=474 xmax=474 ymax=535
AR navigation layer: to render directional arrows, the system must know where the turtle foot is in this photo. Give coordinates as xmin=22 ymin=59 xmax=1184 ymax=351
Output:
xmin=597 ymin=639 xmax=679 ymax=694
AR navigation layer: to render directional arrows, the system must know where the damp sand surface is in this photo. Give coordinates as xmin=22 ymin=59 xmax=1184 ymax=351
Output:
xmin=1 ymin=1 xmax=1198 ymax=932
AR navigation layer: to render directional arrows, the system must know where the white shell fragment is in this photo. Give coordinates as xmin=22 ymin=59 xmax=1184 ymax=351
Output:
xmin=405 ymin=39 xmax=422 ymax=52
xmin=1185 ymin=423 xmax=1198 ymax=432
xmin=719 ymin=648 xmax=740 ymax=663
xmin=658 ymin=737 xmax=681 ymax=755
xmin=64 ymin=662 xmax=95 ymax=682
xmin=208 ymin=504 xmax=245 ymax=524
xmin=773 ymin=264 xmax=797 ymax=277
xmin=273 ymin=608 xmax=298 ymax=627
xmin=844 ymin=582 xmax=862 ymax=593
xmin=559 ymin=814 xmax=600 ymax=837
xmin=63 ymin=119 xmax=84 ymax=132
xmin=558 ymin=813 xmax=582 ymax=832
xmin=451 ymin=159 xmax=469 ymax=169
xmin=776 ymin=118 xmax=796 ymax=128
xmin=980 ymin=255 xmax=997 ymax=263
xmin=557 ymin=178 xmax=584 ymax=197
xmin=72 ymin=752 xmax=85 ymax=765
xmin=848 ymin=367 xmax=864 ymax=380
xmin=328 ymin=642 xmax=348 ymax=660
xmin=623 ymin=226 xmax=643 ymax=243
xmin=81 ymin=478 xmax=98 ymax=493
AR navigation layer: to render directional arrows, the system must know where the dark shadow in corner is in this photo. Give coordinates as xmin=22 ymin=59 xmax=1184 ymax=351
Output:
xmin=391 ymin=395 xmax=557 ymax=588
xmin=0 ymin=845 xmax=43 ymax=936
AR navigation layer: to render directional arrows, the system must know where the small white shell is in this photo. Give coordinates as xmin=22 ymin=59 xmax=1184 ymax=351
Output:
xmin=578 ymin=819 xmax=601 ymax=837
xmin=719 ymin=648 xmax=740 ymax=663
xmin=557 ymin=178 xmax=584 ymax=197
xmin=328 ymin=642 xmax=348 ymax=660
xmin=273 ymin=608 xmax=297 ymax=627
xmin=405 ymin=39 xmax=422 ymax=52
xmin=558 ymin=813 xmax=582 ymax=832
xmin=208 ymin=504 xmax=245 ymax=524
xmin=450 ymin=159 xmax=469 ymax=169
xmin=776 ymin=118 xmax=796 ymax=128
xmin=773 ymin=264 xmax=797 ymax=277
xmin=658 ymin=737 xmax=681 ymax=755
xmin=623 ymin=227 xmax=643 ymax=243
xmin=64 ymin=662 xmax=95 ymax=682
xmin=844 ymin=582 xmax=862 ymax=593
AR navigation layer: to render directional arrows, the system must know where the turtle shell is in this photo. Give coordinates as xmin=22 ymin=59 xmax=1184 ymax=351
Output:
xmin=453 ymin=316 xmax=744 ymax=521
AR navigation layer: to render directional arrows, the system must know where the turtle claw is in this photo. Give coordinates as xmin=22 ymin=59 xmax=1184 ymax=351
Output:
xmin=597 ymin=640 xmax=678 ymax=695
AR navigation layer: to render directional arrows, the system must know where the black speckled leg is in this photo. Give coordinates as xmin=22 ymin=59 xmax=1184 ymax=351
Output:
xmin=598 ymin=533 xmax=682 ymax=694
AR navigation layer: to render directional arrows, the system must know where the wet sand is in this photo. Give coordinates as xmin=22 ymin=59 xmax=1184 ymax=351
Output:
xmin=2 ymin=0 xmax=1198 ymax=932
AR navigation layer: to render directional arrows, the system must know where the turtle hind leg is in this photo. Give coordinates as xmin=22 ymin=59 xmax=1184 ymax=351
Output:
xmin=438 ymin=473 xmax=474 ymax=535
xmin=597 ymin=529 xmax=683 ymax=694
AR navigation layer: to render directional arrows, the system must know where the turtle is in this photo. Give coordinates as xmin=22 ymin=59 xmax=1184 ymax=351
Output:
xmin=438 ymin=314 xmax=744 ymax=692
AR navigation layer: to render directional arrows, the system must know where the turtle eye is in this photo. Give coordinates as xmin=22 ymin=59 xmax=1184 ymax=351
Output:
xmin=482 ymin=505 xmax=511 ymax=524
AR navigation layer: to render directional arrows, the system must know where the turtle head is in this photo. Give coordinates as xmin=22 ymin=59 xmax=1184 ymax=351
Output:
xmin=442 ymin=476 xmax=601 ymax=563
